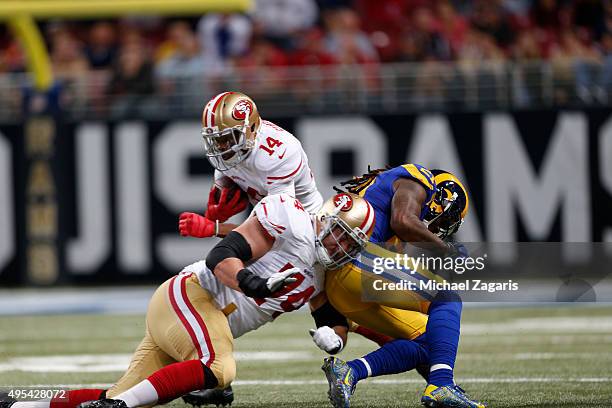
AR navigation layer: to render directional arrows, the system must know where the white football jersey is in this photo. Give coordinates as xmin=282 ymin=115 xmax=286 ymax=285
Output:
xmin=214 ymin=120 xmax=323 ymax=213
xmin=183 ymin=194 xmax=324 ymax=338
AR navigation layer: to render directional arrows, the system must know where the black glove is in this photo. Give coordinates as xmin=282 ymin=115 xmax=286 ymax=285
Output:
xmin=237 ymin=268 xmax=299 ymax=298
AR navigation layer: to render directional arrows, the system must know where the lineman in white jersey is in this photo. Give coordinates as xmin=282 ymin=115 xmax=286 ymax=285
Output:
xmin=191 ymin=193 xmax=321 ymax=338
xmin=61 ymin=193 xmax=374 ymax=408
xmin=179 ymin=91 xmax=323 ymax=240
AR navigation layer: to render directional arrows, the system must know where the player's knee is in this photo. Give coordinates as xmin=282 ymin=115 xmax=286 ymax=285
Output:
xmin=209 ymin=358 xmax=236 ymax=389
xmin=427 ymin=291 xmax=462 ymax=320
xmin=216 ymin=364 xmax=236 ymax=389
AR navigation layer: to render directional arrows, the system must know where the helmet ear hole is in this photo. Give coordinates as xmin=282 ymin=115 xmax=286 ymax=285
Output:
xmin=251 ymin=124 xmax=256 ymax=132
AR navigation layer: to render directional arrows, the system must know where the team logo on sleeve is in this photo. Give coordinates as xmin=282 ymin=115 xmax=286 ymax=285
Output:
xmin=333 ymin=193 xmax=353 ymax=211
xmin=232 ymin=100 xmax=254 ymax=121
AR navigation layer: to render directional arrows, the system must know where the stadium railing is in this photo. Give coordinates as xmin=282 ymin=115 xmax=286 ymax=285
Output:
xmin=0 ymin=59 xmax=610 ymax=121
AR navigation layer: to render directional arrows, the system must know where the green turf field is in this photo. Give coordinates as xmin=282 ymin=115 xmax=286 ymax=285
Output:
xmin=1 ymin=305 xmax=612 ymax=407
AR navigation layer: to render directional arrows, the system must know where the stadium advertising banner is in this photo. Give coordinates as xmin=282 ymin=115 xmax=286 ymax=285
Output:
xmin=1 ymin=109 xmax=611 ymax=286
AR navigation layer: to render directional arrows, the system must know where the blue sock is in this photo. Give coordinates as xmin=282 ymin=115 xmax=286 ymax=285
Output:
xmin=347 ymin=336 xmax=429 ymax=382
xmin=426 ymin=291 xmax=462 ymax=387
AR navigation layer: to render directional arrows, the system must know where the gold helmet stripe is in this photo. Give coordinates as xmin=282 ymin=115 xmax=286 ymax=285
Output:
xmin=434 ymin=172 xmax=469 ymax=219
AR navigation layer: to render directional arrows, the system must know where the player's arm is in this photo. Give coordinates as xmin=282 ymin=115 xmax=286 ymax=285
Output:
xmin=308 ymin=292 xmax=349 ymax=354
xmin=179 ymin=178 xmax=248 ymax=238
xmin=178 ymin=214 xmax=238 ymax=238
xmin=216 ymin=223 xmax=238 ymax=237
xmin=390 ymin=178 xmax=448 ymax=252
xmin=205 ymin=215 xmax=297 ymax=297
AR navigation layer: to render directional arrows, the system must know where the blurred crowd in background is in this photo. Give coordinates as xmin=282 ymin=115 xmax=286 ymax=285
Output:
xmin=0 ymin=0 xmax=611 ymax=117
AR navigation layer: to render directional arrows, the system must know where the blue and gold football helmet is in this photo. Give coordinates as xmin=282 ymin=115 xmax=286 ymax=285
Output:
xmin=424 ymin=169 xmax=469 ymax=239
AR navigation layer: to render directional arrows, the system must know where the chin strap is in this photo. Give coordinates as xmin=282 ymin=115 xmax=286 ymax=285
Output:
xmin=315 ymin=243 xmax=333 ymax=268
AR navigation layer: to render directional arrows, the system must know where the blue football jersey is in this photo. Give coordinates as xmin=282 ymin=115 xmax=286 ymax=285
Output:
xmin=359 ymin=164 xmax=436 ymax=243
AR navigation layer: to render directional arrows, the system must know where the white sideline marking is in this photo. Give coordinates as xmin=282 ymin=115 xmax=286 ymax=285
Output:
xmin=460 ymin=352 xmax=612 ymax=361
xmin=462 ymin=317 xmax=612 ymax=334
xmin=233 ymin=351 xmax=314 ymax=361
xmin=0 ymin=352 xmax=316 ymax=373
xmin=3 ymin=377 xmax=612 ymax=389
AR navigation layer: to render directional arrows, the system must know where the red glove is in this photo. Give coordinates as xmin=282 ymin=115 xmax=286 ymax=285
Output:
xmin=205 ymin=186 xmax=248 ymax=222
xmin=179 ymin=212 xmax=216 ymax=238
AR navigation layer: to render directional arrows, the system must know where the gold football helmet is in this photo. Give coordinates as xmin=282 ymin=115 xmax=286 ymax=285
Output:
xmin=315 ymin=192 xmax=375 ymax=269
xmin=423 ymin=169 xmax=469 ymax=239
xmin=201 ymin=91 xmax=262 ymax=171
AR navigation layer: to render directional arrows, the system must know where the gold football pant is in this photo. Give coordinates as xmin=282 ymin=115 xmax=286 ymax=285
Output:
xmin=326 ymin=263 xmax=429 ymax=340
xmin=107 ymin=273 xmax=235 ymax=398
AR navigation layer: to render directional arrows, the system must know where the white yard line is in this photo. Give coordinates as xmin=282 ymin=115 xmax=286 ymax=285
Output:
xmin=233 ymin=377 xmax=612 ymax=385
xmin=4 ymin=317 xmax=612 ymax=341
xmin=1 ymin=350 xmax=611 ymax=373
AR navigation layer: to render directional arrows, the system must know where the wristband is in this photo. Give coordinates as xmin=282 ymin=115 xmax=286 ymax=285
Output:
xmin=311 ymin=301 xmax=349 ymax=329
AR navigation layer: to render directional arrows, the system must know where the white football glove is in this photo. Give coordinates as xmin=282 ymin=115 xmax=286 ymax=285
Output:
xmin=309 ymin=326 xmax=344 ymax=354
xmin=266 ymin=267 xmax=299 ymax=293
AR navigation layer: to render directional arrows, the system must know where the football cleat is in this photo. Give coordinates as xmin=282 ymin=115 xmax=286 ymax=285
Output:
xmin=321 ymin=357 xmax=356 ymax=408
xmin=182 ymin=387 xmax=234 ymax=407
xmin=78 ymin=398 xmax=128 ymax=408
xmin=0 ymin=392 xmax=17 ymax=408
xmin=421 ymin=384 xmax=486 ymax=408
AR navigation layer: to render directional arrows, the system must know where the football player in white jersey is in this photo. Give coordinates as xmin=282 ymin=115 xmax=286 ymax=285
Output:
xmin=177 ymin=92 xmax=392 ymax=407
xmin=5 ymin=193 xmax=374 ymax=408
xmin=179 ymin=91 xmax=324 ymax=239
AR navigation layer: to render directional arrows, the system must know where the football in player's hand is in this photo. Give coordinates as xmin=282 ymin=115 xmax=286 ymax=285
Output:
xmin=206 ymin=177 xmax=249 ymax=222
